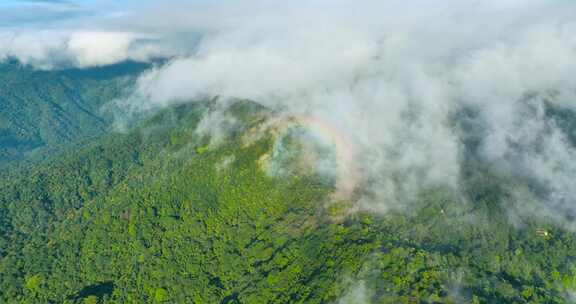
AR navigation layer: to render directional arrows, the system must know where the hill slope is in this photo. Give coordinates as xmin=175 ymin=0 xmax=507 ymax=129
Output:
xmin=0 ymin=61 xmax=149 ymax=168
xmin=1 ymin=100 xmax=576 ymax=303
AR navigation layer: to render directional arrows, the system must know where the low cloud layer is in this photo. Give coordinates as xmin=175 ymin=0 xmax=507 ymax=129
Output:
xmin=4 ymin=0 xmax=576 ymax=226
xmin=125 ymin=1 xmax=576 ymax=219
xmin=0 ymin=0 xmax=199 ymax=68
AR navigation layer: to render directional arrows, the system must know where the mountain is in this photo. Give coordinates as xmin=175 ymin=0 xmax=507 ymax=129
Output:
xmin=1 ymin=99 xmax=576 ymax=303
xmin=0 ymin=61 xmax=150 ymax=169
xmin=2 ymin=1 xmax=576 ymax=303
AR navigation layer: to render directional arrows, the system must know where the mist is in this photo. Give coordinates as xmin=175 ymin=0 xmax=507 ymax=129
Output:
xmin=3 ymin=0 xmax=576 ymax=226
xmin=126 ymin=0 xmax=576 ymax=223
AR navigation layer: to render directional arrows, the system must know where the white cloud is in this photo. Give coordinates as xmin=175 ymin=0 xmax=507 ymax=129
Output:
xmin=123 ymin=0 xmax=576 ymax=218
xmin=66 ymin=31 xmax=135 ymax=67
xmin=0 ymin=29 xmax=186 ymax=68
xmin=3 ymin=0 xmax=576 ymax=223
xmin=338 ymin=280 xmax=372 ymax=304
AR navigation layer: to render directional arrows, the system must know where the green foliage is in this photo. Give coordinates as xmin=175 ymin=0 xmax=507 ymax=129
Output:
xmin=0 ymin=101 xmax=370 ymax=303
xmin=83 ymin=295 xmax=99 ymax=304
xmin=1 ymin=100 xmax=576 ymax=303
xmin=25 ymin=274 xmax=43 ymax=292
xmin=154 ymin=288 xmax=168 ymax=302
xmin=0 ymin=61 xmax=149 ymax=169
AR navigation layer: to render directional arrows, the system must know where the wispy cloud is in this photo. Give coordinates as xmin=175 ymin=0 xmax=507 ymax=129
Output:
xmin=2 ymin=0 xmax=576 ymax=228
xmin=121 ymin=0 xmax=576 ymax=224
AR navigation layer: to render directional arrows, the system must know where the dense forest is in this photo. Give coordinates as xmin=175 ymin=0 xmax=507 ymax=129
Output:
xmin=2 ymin=0 xmax=576 ymax=302
xmin=0 ymin=61 xmax=150 ymax=169
xmin=1 ymin=87 xmax=576 ymax=303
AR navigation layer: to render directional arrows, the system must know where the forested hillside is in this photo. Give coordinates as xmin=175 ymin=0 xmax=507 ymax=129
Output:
xmin=2 ymin=100 xmax=576 ymax=303
xmin=0 ymin=61 xmax=149 ymax=168
xmin=2 ymin=0 xmax=576 ymax=303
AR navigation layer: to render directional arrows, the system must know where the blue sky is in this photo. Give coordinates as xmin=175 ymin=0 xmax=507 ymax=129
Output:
xmin=0 ymin=0 xmax=137 ymax=27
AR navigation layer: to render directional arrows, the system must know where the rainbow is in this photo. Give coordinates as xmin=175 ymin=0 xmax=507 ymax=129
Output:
xmin=272 ymin=115 xmax=359 ymax=199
